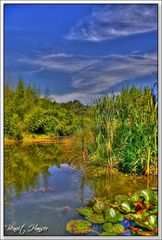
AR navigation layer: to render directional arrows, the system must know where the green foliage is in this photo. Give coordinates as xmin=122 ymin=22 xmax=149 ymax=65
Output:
xmin=66 ymin=189 xmax=158 ymax=236
xmin=76 ymin=207 xmax=94 ymax=217
xmin=89 ymin=86 xmax=158 ymax=175
xmin=5 ymin=80 xmax=158 ymax=176
xmin=85 ymin=213 xmax=106 ymax=224
xmin=66 ymin=220 xmax=92 ymax=234
xmin=5 ymin=79 xmax=87 ymax=139
xmin=105 ymin=207 xmax=124 ymax=222
xmin=102 ymin=222 xmax=125 ymax=235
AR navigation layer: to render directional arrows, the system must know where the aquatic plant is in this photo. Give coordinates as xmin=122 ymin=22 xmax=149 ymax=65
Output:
xmin=66 ymin=220 xmax=92 ymax=234
xmin=89 ymin=86 xmax=158 ymax=175
xmin=66 ymin=189 xmax=158 ymax=236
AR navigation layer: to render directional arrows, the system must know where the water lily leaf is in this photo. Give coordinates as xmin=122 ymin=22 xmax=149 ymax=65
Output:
xmin=100 ymin=231 xmax=117 ymax=236
xmin=134 ymin=219 xmax=154 ymax=231
xmin=149 ymin=207 xmax=158 ymax=214
xmin=113 ymin=224 xmax=125 ymax=233
xmin=125 ymin=213 xmax=135 ymax=220
xmin=76 ymin=207 xmax=94 ymax=217
xmin=103 ymin=222 xmax=113 ymax=232
xmin=131 ymin=191 xmax=143 ymax=202
xmin=140 ymin=189 xmax=157 ymax=204
xmin=103 ymin=223 xmax=125 ymax=235
xmin=148 ymin=215 xmax=158 ymax=226
xmin=110 ymin=201 xmax=121 ymax=208
xmin=66 ymin=220 xmax=92 ymax=234
xmin=105 ymin=207 xmax=124 ymax=222
xmin=85 ymin=213 xmax=105 ymax=224
xmin=115 ymin=195 xmax=129 ymax=203
xmin=93 ymin=201 xmax=104 ymax=213
xmin=132 ymin=189 xmax=157 ymax=205
xmin=121 ymin=201 xmax=136 ymax=213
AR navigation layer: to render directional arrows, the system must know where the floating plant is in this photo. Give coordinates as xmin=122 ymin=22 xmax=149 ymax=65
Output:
xmin=66 ymin=189 xmax=158 ymax=236
xmin=100 ymin=222 xmax=125 ymax=236
xmin=105 ymin=207 xmax=124 ymax=222
xmin=85 ymin=213 xmax=106 ymax=224
xmin=66 ymin=220 xmax=92 ymax=234
xmin=76 ymin=207 xmax=94 ymax=217
xmin=93 ymin=201 xmax=105 ymax=213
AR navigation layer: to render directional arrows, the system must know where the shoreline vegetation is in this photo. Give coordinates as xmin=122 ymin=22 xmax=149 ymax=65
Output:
xmin=4 ymin=134 xmax=73 ymax=144
xmin=5 ymin=78 xmax=158 ymax=176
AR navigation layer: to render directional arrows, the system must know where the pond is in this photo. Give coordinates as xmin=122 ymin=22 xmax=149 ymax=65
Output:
xmin=4 ymin=142 xmax=157 ymax=236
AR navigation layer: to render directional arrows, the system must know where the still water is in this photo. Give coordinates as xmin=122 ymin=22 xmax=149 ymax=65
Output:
xmin=4 ymin=142 xmax=157 ymax=236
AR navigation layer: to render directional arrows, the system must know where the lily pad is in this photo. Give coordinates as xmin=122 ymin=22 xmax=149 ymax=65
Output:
xmin=113 ymin=224 xmax=125 ymax=233
xmin=100 ymin=231 xmax=117 ymax=236
xmin=125 ymin=213 xmax=135 ymax=220
xmin=110 ymin=201 xmax=121 ymax=208
xmin=105 ymin=207 xmax=124 ymax=222
xmin=66 ymin=220 xmax=92 ymax=234
xmin=120 ymin=201 xmax=136 ymax=213
xmin=115 ymin=195 xmax=129 ymax=203
xmin=93 ymin=201 xmax=104 ymax=213
xmin=103 ymin=222 xmax=113 ymax=232
xmin=103 ymin=222 xmax=125 ymax=233
xmin=76 ymin=207 xmax=94 ymax=217
xmin=131 ymin=191 xmax=143 ymax=202
xmin=139 ymin=189 xmax=157 ymax=204
xmin=102 ymin=223 xmax=125 ymax=236
xmin=148 ymin=215 xmax=157 ymax=226
xmin=85 ymin=213 xmax=105 ymax=224
xmin=149 ymin=207 xmax=158 ymax=214
xmin=132 ymin=189 xmax=157 ymax=205
xmin=134 ymin=219 xmax=154 ymax=231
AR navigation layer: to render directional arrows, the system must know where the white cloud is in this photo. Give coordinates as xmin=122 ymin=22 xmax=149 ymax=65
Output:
xmin=66 ymin=5 xmax=157 ymax=42
xmin=18 ymin=51 xmax=157 ymax=103
xmin=71 ymin=53 xmax=157 ymax=93
xmin=19 ymin=53 xmax=99 ymax=73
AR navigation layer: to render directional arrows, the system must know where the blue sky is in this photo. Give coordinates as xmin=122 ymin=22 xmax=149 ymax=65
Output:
xmin=5 ymin=4 xmax=158 ymax=103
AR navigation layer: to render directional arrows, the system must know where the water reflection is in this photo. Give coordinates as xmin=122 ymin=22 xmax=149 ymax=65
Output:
xmin=5 ymin=143 xmax=66 ymax=197
xmin=85 ymin=172 xmax=157 ymax=200
xmin=4 ymin=142 xmax=157 ymax=236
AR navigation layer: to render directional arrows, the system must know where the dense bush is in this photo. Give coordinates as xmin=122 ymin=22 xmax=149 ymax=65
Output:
xmin=4 ymin=79 xmax=86 ymax=139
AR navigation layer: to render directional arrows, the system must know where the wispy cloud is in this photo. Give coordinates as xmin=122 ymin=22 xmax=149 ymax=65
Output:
xmin=71 ymin=53 xmax=157 ymax=94
xmin=19 ymin=53 xmax=99 ymax=73
xmin=19 ymin=51 xmax=157 ymax=103
xmin=65 ymin=5 xmax=157 ymax=42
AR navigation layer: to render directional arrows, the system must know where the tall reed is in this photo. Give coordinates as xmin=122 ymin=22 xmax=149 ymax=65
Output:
xmin=89 ymin=86 xmax=158 ymax=175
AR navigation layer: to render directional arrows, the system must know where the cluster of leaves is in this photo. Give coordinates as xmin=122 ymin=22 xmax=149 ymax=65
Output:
xmin=89 ymin=86 xmax=158 ymax=175
xmin=4 ymin=79 xmax=87 ymax=139
xmin=66 ymin=189 xmax=158 ymax=236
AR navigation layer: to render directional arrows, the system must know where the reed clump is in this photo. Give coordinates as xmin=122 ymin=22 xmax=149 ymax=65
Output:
xmin=89 ymin=86 xmax=158 ymax=175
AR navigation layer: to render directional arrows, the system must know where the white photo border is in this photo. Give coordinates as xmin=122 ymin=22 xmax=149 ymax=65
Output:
xmin=0 ymin=1 xmax=161 ymax=239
